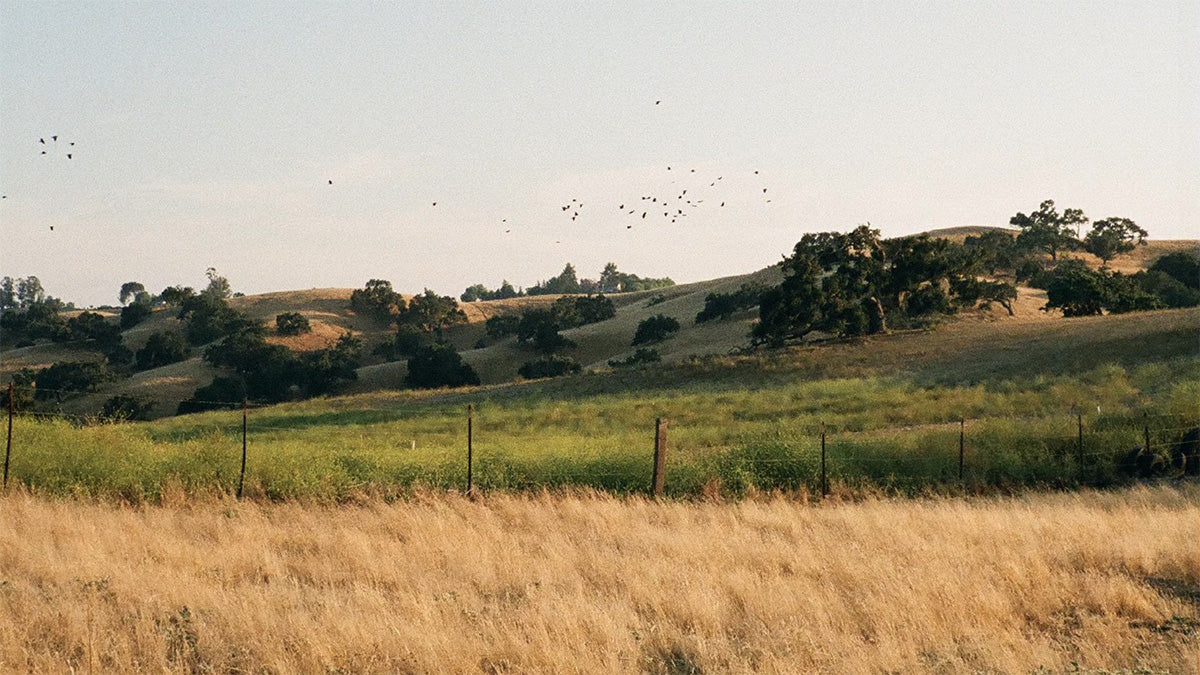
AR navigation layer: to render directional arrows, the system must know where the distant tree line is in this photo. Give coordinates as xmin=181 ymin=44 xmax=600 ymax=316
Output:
xmin=460 ymin=262 xmax=674 ymax=301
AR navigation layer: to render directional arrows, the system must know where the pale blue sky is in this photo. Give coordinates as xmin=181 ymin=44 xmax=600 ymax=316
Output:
xmin=2 ymin=1 xmax=1195 ymax=307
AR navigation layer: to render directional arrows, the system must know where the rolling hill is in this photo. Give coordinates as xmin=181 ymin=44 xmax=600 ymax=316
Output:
xmin=1 ymin=232 xmax=1195 ymax=419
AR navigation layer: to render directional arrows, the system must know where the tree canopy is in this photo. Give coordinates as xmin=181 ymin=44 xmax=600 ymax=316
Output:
xmin=1011 ymin=199 xmax=1087 ymax=260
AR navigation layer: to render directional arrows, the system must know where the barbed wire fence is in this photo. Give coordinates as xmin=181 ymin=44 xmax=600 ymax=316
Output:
xmin=2 ymin=382 xmax=1197 ymax=499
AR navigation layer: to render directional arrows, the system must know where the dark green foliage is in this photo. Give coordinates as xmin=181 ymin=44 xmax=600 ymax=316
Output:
xmin=1043 ymin=261 xmax=1109 ymax=316
xmin=1132 ymin=271 xmax=1200 ymax=308
xmin=755 ymin=227 xmax=1022 ymax=345
xmin=963 ymin=230 xmax=1020 ymax=275
xmin=1 ymin=369 xmax=38 ymax=409
xmin=951 ymin=278 xmax=1018 ymax=315
xmin=549 ymin=294 xmax=615 ymax=328
xmin=404 ymin=344 xmax=480 ymax=389
xmin=159 ymin=286 xmax=196 ymax=306
xmin=178 ymin=294 xmax=256 ymax=346
xmin=632 ymin=314 xmax=681 ymax=345
xmin=202 ymin=267 xmax=232 ymax=300
xmin=462 ymin=280 xmax=521 ymax=302
xmin=103 ymin=343 xmax=134 ymax=367
xmin=136 ymin=331 xmax=189 ymax=370
xmin=118 ymin=281 xmax=146 ymax=306
xmin=598 ymin=262 xmax=675 ymax=293
xmin=516 ymin=309 xmax=576 ymax=354
xmin=62 ymin=312 xmax=123 ymax=352
xmin=102 ymin=394 xmax=155 ymax=421
xmin=374 ymin=324 xmax=430 ymax=361
xmin=304 ymin=334 xmax=363 ymax=395
xmin=1011 ymin=199 xmax=1087 ymax=260
xmin=350 ymin=279 xmax=407 ymax=322
xmin=177 ymin=376 xmax=246 ymax=415
xmin=1083 ymin=217 xmax=1147 ymax=264
xmin=120 ymin=299 xmax=154 ymax=329
xmin=485 ymin=314 xmax=521 ymax=339
xmin=31 ymin=361 xmax=110 ymax=400
xmin=1040 ymin=261 xmax=1192 ymax=316
xmin=608 ymin=348 xmax=661 ymax=368
xmin=1015 ymin=258 xmax=1048 ymax=286
xmin=695 ymin=283 xmax=767 ymax=323
xmin=399 ymin=290 xmax=467 ymax=339
xmin=1149 ymin=251 xmax=1199 ymax=290
xmin=518 ymin=355 xmax=582 ymax=379
xmin=275 ymin=312 xmax=311 ymax=336
xmin=527 ymin=263 xmax=582 ymax=295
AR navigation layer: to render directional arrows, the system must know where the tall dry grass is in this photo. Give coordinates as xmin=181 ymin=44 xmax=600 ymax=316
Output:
xmin=0 ymin=486 xmax=1196 ymax=674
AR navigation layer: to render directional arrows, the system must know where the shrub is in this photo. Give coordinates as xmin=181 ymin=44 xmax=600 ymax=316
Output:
xmin=275 ymin=312 xmax=311 ymax=336
xmin=350 ymin=279 xmax=406 ymax=322
xmin=405 ymin=345 xmax=480 ymax=389
xmin=695 ymin=283 xmax=766 ymax=324
xmin=32 ymin=361 xmax=110 ymax=400
xmin=518 ymin=356 xmax=582 ymax=379
xmin=120 ymin=300 xmax=154 ymax=329
xmin=1149 ymin=251 xmax=1200 ymax=291
xmin=485 ymin=314 xmax=521 ymax=339
xmin=102 ymin=394 xmax=155 ymax=421
xmin=136 ymin=332 xmax=189 ymax=370
xmin=632 ymin=314 xmax=681 ymax=345
xmin=608 ymin=348 xmax=661 ymax=368
xmin=177 ymin=377 xmax=246 ymax=415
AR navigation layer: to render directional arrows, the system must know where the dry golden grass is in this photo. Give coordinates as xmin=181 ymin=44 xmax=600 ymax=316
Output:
xmin=0 ymin=486 xmax=1195 ymax=674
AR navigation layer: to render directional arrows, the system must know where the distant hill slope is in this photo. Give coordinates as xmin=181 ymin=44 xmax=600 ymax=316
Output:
xmin=3 ymin=234 xmax=1195 ymax=418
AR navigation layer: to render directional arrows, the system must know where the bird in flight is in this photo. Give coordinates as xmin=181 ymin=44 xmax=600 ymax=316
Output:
xmin=328 ymin=180 xmax=333 ymax=185
xmin=655 ymin=100 xmax=661 ymax=105
xmin=66 ymin=154 xmax=72 ymax=159
xmin=38 ymin=138 xmax=45 ymax=144
xmin=432 ymin=202 xmax=437 ymax=206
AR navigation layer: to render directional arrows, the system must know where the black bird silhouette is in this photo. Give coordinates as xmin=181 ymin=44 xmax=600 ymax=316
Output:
xmin=38 ymin=138 xmax=44 ymax=144
xmin=505 ymin=229 xmax=511 ymax=234
xmin=720 ymin=202 xmax=725 ymax=207
xmin=754 ymin=170 xmax=759 ymax=174
xmin=641 ymin=212 xmax=646 ymax=219
xmin=66 ymin=154 xmax=72 ymax=159
xmin=618 ymin=204 xmax=624 ymax=209
xmin=655 ymin=100 xmax=661 ymax=105
xmin=49 ymin=226 xmax=54 ymax=231
xmin=69 ymin=142 xmax=75 ymax=146
xmin=40 ymin=151 xmax=46 ymax=155
xmin=762 ymin=188 xmax=767 ymax=193
xmin=328 ymin=180 xmax=333 ymax=185
xmin=432 ymin=202 xmax=437 ymax=206
xmin=52 ymin=136 xmax=57 ymax=142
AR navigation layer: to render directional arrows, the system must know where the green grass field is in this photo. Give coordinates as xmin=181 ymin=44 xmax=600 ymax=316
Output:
xmin=5 ymin=308 xmax=1198 ymax=501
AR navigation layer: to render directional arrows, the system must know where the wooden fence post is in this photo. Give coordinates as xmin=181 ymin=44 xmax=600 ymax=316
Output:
xmin=4 ymin=383 xmax=13 ymax=490
xmin=651 ymin=418 xmax=668 ymax=496
xmin=237 ymin=398 xmax=248 ymax=500
xmin=958 ymin=418 xmax=965 ymax=482
xmin=466 ymin=404 xmax=474 ymax=495
xmin=1077 ymin=412 xmax=1084 ymax=470
xmin=1143 ymin=413 xmax=1151 ymax=456
xmin=820 ymin=422 xmax=828 ymax=498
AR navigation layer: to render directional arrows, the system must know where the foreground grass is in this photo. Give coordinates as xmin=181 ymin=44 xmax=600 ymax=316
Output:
xmin=0 ymin=486 xmax=1195 ymax=674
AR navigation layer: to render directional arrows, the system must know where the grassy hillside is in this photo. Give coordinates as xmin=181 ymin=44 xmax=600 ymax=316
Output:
xmin=2 ymin=235 xmax=1194 ymax=419
xmin=6 ymin=306 xmax=1196 ymax=501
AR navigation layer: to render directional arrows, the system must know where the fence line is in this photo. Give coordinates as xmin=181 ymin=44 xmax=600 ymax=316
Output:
xmin=1 ymin=388 xmax=1196 ymax=498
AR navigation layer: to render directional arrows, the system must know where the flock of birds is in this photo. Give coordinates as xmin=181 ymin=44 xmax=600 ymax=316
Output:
xmin=18 ymin=101 xmax=775 ymax=241
xmin=321 ymin=100 xmax=777 ymax=243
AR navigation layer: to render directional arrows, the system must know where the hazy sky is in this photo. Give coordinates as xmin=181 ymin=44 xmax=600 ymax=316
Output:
xmin=2 ymin=1 xmax=1195 ymax=307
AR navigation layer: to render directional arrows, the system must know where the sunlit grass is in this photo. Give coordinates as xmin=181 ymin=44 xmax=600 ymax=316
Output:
xmin=6 ymin=355 xmax=1196 ymax=501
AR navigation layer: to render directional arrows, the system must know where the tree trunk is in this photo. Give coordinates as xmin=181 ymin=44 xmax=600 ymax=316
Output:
xmin=866 ymin=297 xmax=887 ymax=334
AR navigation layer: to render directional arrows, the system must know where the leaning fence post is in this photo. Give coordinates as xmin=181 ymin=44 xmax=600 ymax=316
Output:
xmin=1143 ymin=413 xmax=1151 ymax=456
xmin=958 ymin=418 xmax=965 ymax=482
xmin=4 ymin=382 xmax=13 ymax=490
xmin=820 ymin=422 xmax=828 ymax=498
xmin=651 ymin=418 xmax=668 ymax=496
xmin=466 ymin=404 xmax=474 ymax=495
xmin=237 ymin=398 xmax=248 ymax=500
